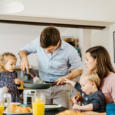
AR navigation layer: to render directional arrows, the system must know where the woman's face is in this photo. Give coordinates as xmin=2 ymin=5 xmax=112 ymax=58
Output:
xmin=85 ymin=52 xmax=97 ymax=71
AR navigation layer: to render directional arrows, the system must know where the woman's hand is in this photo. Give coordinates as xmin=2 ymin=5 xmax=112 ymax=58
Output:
xmin=14 ymin=78 xmax=20 ymax=85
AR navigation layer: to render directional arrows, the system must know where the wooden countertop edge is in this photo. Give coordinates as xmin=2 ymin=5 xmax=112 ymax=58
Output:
xmin=84 ymin=112 xmax=106 ymax=115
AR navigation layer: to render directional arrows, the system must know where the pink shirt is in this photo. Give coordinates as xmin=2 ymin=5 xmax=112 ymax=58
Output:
xmin=100 ymin=72 xmax=115 ymax=104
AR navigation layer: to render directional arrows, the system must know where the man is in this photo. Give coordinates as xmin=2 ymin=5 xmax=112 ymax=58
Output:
xmin=19 ymin=26 xmax=83 ymax=107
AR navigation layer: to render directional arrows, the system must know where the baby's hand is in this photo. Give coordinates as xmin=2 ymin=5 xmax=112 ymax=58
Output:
xmin=14 ymin=78 xmax=20 ymax=85
xmin=71 ymin=95 xmax=77 ymax=104
xmin=4 ymin=87 xmax=9 ymax=93
xmin=72 ymin=104 xmax=80 ymax=110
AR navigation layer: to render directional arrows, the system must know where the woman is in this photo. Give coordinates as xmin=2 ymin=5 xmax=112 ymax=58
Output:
xmin=85 ymin=46 xmax=115 ymax=104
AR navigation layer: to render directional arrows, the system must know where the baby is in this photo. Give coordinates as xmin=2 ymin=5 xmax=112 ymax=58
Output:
xmin=65 ymin=72 xmax=106 ymax=112
xmin=0 ymin=52 xmax=20 ymax=102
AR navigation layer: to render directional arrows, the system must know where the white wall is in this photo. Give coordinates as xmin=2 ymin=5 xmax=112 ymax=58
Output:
xmin=0 ymin=23 xmax=82 ymax=67
xmin=1 ymin=23 xmax=115 ymax=69
xmin=91 ymin=26 xmax=115 ymax=67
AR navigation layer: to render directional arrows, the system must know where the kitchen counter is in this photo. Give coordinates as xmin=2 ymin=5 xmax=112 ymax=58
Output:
xmin=3 ymin=108 xmax=106 ymax=115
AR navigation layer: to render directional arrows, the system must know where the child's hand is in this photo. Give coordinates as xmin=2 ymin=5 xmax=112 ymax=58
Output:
xmin=64 ymin=78 xmax=76 ymax=86
xmin=4 ymin=87 xmax=9 ymax=92
xmin=71 ymin=95 xmax=77 ymax=104
xmin=72 ymin=104 xmax=80 ymax=110
xmin=14 ymin=78 xmax=20 ymax=84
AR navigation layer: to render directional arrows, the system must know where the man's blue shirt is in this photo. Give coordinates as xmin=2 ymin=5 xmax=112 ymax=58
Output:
xmin=22 ymin=37 xmax=83 ymax=82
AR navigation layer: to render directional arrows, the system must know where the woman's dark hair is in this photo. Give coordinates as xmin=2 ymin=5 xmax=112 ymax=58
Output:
xmin=86 ymin=46 xmax=115 ymax=80
xmin=40 ymin=27 xmax=61 ymax=48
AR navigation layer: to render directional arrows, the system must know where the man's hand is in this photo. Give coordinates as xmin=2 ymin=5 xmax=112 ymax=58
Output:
xmin=55 ymin=76 xmax=67 ymax=85
xmin=20 ymin=57 xmax=30 ymax=73
xmin=19 ymin=50 xmax=30 ymax=73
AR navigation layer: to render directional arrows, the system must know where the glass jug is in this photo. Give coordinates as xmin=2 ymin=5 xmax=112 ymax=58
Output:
xmin=32 ymin=92 xmax=45 ymax=115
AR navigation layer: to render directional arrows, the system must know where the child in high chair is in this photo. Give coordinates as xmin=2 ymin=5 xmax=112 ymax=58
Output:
xmin=0 ymin=52 xmax=20 ymax=102
xmin=65 ymin=72 xmax=106 ymax=112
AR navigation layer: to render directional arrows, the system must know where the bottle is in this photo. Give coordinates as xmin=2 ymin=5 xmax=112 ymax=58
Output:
xmin=4 ymin=93 xmax=11 ymax=109
xmin=0 ymin=87 xmax=11 ymax=109
xmin=0 ymin=87 xmax=7 ymax=106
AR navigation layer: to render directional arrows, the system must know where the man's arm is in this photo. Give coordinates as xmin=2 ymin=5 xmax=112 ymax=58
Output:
xmin=65 ymin=68 xmax=83 ymax=80
xmin=18 ymin=50 xmax=30 ymax=73
xmin=56 ymin=68 xmax=83 ymax=85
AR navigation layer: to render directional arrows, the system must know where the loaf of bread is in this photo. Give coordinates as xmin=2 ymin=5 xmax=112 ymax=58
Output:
xmin=5 ymin=104 xmax=32 ymax=113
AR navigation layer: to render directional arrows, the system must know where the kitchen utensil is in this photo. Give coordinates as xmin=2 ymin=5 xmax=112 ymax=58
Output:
xmin=45 ymin=104 xmax=62 ymax=111
xmin=23 ymin=82 xmax=51 ymax=89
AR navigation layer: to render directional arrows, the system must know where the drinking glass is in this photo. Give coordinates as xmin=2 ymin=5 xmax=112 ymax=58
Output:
xmin=32 ymin=92 xmax=45 ymax=115
xmin=0 ymin=106 xmax=4 ymax=115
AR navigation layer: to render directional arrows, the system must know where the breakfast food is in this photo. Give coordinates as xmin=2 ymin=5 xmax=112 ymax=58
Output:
xmin=56 ymin=110 xmax=85 ymax=115
xmin=5 ymin=104 xmax=32 ymax=113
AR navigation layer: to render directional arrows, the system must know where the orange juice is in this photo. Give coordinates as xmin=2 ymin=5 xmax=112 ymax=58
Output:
xmin=17 ymin=80 xmax=24 ymax=90
xmin=0 ymin=106 xmax=4 ymax=115
xmin=32 ymin=102 xmax=45 ymax=115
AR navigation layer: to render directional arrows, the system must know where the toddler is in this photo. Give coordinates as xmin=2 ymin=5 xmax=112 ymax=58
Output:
xmin=65 ymin=72 xmax=106 ymax=112
xmin=0 ymin=52 xmax=20 ymax=102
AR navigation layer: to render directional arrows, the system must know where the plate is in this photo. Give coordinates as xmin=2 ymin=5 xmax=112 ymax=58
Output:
xmin=3 ymin=112 xmax=32 ymax=115
xmin=45 ymin=105 xmax=62 ymax=111
xmin=24 ymin=82 xmax=51 ymax=89
xmin=11 ymin=102 xmax=21 ymax=105
xmin=5 ymin=102 xmax=21 ymax=107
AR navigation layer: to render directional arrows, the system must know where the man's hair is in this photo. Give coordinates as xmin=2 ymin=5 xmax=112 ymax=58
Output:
xmin=40 ymin=26 xmax=61 ymax=48
xmin=79 ymin=71 xmax=101 ymax=87
xmin=86 ymin=46 xmax=115 ymax=80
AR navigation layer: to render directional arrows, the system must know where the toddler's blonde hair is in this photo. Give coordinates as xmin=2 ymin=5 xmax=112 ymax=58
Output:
xmin=0 ymin=52 xmax=17 ymax=72
xmin=79 ymin=71 xmax=101 ymax=87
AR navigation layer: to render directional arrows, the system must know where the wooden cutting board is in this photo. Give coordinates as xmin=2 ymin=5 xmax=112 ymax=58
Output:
xmin=56 ymin=110 xmax=106 ymax=115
